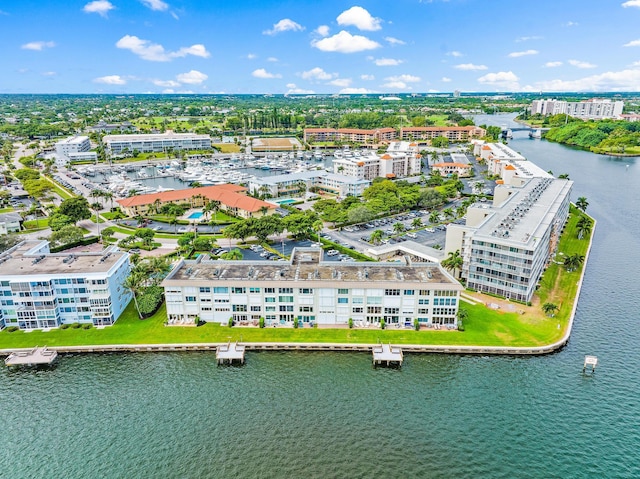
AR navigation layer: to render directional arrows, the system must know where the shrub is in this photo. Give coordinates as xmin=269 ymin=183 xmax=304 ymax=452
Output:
xmin=60 ymin=324 xmax=70 ymax=330
xmin=348 ymin=318 xmax=353 ymax=329
xmin=82 ymin=323 xmax=92 ymax=330
xmin=380 ymin=318 xmax=386 ymax=330
xmin=137 ymin=286 xmax=164 ymax=318
xmin=458 ymin=321 xmax=465 ymax=332
xmin=228 ymin=317 xmax=234 ymax=327
xmin=259 ymin=317 xmax=265 ymax=329
xmin=293 ymin=317 xmax=299 ymax=329
xmin=72 ymin=323 xmax=82 ymax=329
xmin=6 ymin=326 xmax=19 ymax=332
xmin=414 ymin=318 xmax=420 ymax=331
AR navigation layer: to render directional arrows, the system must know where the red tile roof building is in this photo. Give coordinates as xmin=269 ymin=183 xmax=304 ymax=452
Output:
xmin=303 ymin=127 xmax=398 ymax=144
xmin=116 ymin=184 xmax=276 ymax=219
xmin=400 ymin=126 xmax=486 ymax=142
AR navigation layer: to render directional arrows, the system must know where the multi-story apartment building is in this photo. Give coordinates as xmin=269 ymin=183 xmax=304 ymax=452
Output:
xmin=103 ymin=132 xmax=212 ymax=154
xmin=400 ymin=126 xmax=486 ymax=142
xmin=303 ymin=127 xmax=398 ymax=144
xmin=0 ymin=241 xmax=131 ymax=330
xmin=531 ymin=99 xmax=624 ymax=119
xmin=445 ymin=176 xmax=572 ymax=302
xmin=249 ymin=171 xmax=370 ymax=199
xmin=162 ymin=248 xmax=463 ymax=327
xmin=333 ymin=142 xmax=422 ymax=181
xmin=55 ymin=136 xmax=96 ymax=165
xmin=475 ymin=142 xmax=552 ymax=181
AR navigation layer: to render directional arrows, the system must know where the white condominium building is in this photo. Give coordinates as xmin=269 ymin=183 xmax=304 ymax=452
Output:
xmin=162 ymin=248 xmax=463 ymax=327
xmin=333 ymin=142 xmax=422 ymax=181
xmin=475 ymin=142 xmax=551 ymax=182
xmin=531 ymin=99 xmax=624 ymax=119
xmin=445 ymin=176 xmax=572 ymax=302
xmin=55 ymin=136 xmax=95 ymax=165
xmin=103 ymin=132 xmax=212 ymax=154
xmin=249 ymin=170 xmax=371 ymax=199
xmin=0 ymin=241 xmax=131 ymax=330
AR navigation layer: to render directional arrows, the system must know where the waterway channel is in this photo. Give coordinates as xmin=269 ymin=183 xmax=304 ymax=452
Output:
xmin=1 ymin=114 xmax=639 ymax=477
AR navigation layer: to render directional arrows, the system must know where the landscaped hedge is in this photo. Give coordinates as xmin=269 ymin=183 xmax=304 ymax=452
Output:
xmin=50 ymin=236 xmax=99 ymax=253
xmin=138 ymin=286 xmax=164 ymax=318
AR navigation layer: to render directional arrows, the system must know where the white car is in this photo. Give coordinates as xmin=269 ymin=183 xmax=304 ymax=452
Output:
xmin=326 ymin=249 xmax=339 ymax=256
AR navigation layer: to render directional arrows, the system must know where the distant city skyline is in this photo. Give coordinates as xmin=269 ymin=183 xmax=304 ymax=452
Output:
xmin=1 ymin=0 xmax=640 ymax=94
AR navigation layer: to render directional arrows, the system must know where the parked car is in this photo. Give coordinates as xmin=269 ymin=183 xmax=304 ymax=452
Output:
xmin=326 ymin=250 xmax=339 ymax=256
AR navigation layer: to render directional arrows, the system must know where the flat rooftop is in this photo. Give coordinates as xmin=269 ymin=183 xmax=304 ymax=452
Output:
xmin=0 ymin=241 xmax=127 ymax=276
xmin=165 ymin=248 xmax=458 ymax=286
xmin=103 ymin=132 xmax=210 ymax=142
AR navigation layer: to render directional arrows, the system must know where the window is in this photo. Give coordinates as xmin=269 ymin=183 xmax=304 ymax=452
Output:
xmin=265 ymin=297 xmax=276 ymax=303
xmin=352 ymin=307 xmax=364 ymax=313
xmin=232 ymin=287 xmax=246 ymax=294
xmin=265 ymin=306 xmax=276 ymax=312
xmin=299 ymin=288 xmax=314 ymax=294
xmin=249 ymin=287 xmax=261 ymax=294
xmin=199 ymin=287 xmax=211 ymax=293
xmin=385 ymin=289 xmax=400 ymax=296
xmin=185 ymin=296 xmax=196 ymax=302
xmin=338 ymin=298 xmax=348 ymax=304
xmin=250 ymin=306 xmax=261 ymax=312
xmin=366 ymin=296 xmax=382 ymax=305
xmin=419 ymin=290 xmax=430 ymax=296
xmin=418 ymin=299 xmax=429 ymax=305
xmin=338 ymin=288 xmax=349 ymax=295
xmin=367 ymin=306 xmax=381 ymax=314
xmin=352 ymin=297 xmax=363 ymax=304
xmin=265 ymin=288 xmax=275 ymax=293
xmin=279 ymin=305 xmax=294 ymax=312
xmin=213 ymin=287 xmax=228 ymax=294
xmin=279 ymin=296 xmax=294 ymax=303
xmin=418 ymin=308 xmax=429 ymax=314
xmin=403 ymin=290 xmax=415 ymax=296
xmin=384 ymin=307 xmax=399 ymax=314
xmin=279 ymin=288 xmax=293 ymax=294
xmin=299 ymin=306 xmax=314 ymax=312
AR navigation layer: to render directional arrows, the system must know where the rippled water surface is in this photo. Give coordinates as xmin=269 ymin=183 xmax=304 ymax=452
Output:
xmin=2 ymin=117 xmax=640 ymax=478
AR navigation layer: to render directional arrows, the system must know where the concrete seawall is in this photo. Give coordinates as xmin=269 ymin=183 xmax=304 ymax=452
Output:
xmin=0 ymin=220 xmax=595 ymax=359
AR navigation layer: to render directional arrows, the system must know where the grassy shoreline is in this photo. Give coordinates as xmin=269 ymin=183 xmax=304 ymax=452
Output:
xmin=0 ymin=207 xmax=593 ymax=351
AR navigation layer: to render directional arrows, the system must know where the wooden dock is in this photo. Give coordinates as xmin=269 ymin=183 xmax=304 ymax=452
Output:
xmin=372 ymin=343 xmax=403 ymax=366
xmin=216 ymin=341 xmax=245 ymax=365
xmin=583 ymin=355 xmax=598 ymax=373
xmin=5 ymin=347 xmax=58 ymax=367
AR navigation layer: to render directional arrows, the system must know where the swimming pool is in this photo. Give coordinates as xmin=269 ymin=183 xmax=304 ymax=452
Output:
xmin=276 ymin=199 xmax=297 ymax=205
xmin=188 ymin=212 xmax=203 ymax=219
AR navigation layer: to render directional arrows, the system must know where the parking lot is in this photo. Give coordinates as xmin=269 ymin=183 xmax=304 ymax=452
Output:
xmin=213 ymin=239 xmax=346 ymax=262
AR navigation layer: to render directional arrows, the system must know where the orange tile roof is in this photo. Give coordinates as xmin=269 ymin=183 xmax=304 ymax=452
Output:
xmin=400 ymin=126 xmax=476 ymax=131
xmin=482 ymin=145 xmax=491 ymax=150
xmin=433 ymin=163 xmax=472 ymax=168
xmin=504 ymin=165 xmax=516 ymax=170
xmin=357 ymin=161 xmax=365 ymax=166
xmin=381 ymin=154 xmax=392 ymax=160
xmin=496 ymin=180 xmax=504 ymax=184
xmin=385 ymin=173 xmax=396 ymax=178
xmin=116 ymin=184 xmax=276 ymax=213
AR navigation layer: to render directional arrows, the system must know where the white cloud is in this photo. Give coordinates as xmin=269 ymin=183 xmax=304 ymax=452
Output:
xmin=441 ymin=77 xmax=452 ymax=82
xmin=568 ymin=59 xmax=596 ymax=69
xmin=624 ymin=39 xmax=640 ymax=47
xmin=477 ymin=71 xmax=520 ymax=89
xmin=385 ymin=37 xmax=406 ymax=45
xmin=246 ymin=53 xmax=257 ymax=60
xmin=286 ymin=84 xmax=315 ymax=94
xmin=515 ymin=35 xmax=543 ymax=42
xmin=382 ymin=81 xmax=411 ymax=90
xmin=336 ymin=6 xmax=381 ymax=31
xmin=176 ymin=70 xmax=208 ymax=84
xmin=140 ymin=0 xmax=168 ymax=11
xmin=339 ymin=87 xmax=375 ymax=94
xmin=534 ymin=68 xmax=640 ymax=91
xmin=454 ymin=63 xmax=488 ymax=71
xmin=508 ymin=49 xmax=539 ymax=58
xmin=267 ymin=57 xmax=278 ymax=62
xmin=361 ymin=74 xmax=375 ymax=81
xmin=328 ymin=78 xmax=352 ymax=87
xmin=622 ymin=0 xmax=640 ymax=7
xmin=312 ymin=31 xmax=380 ymax=53
xmin=116 ymin=35 xmax=210 ymax=61
xmin=83 ymin=0 xmax=114 ymax=17
xmin=386 ymin=74 xmax=420 ymax=83
xmin=631 ymin=61 xmax=640 ymax=67
xmin=315 ymin=25 xmax=330 ymax=37
xmin=21 ymin=41 xmax=55 ymax=51
xmin=42 ymin=71 xmax=56 ymax=77
xmin=373 ymin=58 xmax=403 ymax=66
xmin=544 ymin=61 xmax=563 ymax=68
xmin=153 ymin=79 xmax=181 ymax=87
xmin=301 ymin=67 xmax=335 ymax=81
xmin=252 ymin=68 xmax=282 ymax=79
xmin=447 ymin=51 xmax=463 ymax=57
xmin=162 ymin=89 xmax=175 ymax=94
xmin=564 ymin=21 xmax=578 ymax=27
xmin=263 ymin=18 xmax=304 ymax=35
xmin=94 ymin=75 xmax=127 ymax=85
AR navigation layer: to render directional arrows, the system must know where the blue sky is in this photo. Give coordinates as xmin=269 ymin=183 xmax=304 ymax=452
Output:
xmin=1 ymin=0 xmax=640 ymax=94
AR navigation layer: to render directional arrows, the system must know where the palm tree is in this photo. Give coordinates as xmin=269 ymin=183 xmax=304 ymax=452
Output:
xmin=542 ymin=302 xmax=559 ymax=317
xmin=563 ymin=253 xmax=585 ymax=272
xmin=91 ymin=202 xmax=102 ymax=240
xmin=558 ymin=173 xmax=570 ymax=179
xmin=312 ymin=219 xmax=324 ymax=242
xmin=150 ymin=198 xmax=162 ymax=216
xmin=411 ymin=217 xmax=422 ymax=229
xmin=220 ymin=248 xmax=243 ymax=260
xmin=393 ymin=222 xmax=405 ymax=235
xmin=169 ymin=216 xmax=178 ymax=234
xmin=575 ymin=197 xmax=589 ymax=212
xmin=123 ymin=271 xmax=145 ymax=319
xmin=576 ymin=216 xmax=592 ymax=240
xmin=443 ymin=207 xmax=454 ymax=219
xmin=258 ymin=205 xmax=270 ymax=217
xmin=205 ymin=200 xmax=221 ymax=223
xmin=429 ymin=211 xmax=440 ymax=224
xmin=103 ymin=191 xmax=115 ymax=211
xmin=441 ymin=249 xmax=463 ymax=278
xmin=370 ymin=229 xmax=384 ymax=245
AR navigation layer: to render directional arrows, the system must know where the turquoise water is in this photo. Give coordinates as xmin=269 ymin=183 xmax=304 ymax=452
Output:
xmin=275 ymin=198 xmax=297 ymax=205
xmin=2 ymin=122 xmax=640 ymax=477
xmin=188 ymin=211 xmax=203 ymax=219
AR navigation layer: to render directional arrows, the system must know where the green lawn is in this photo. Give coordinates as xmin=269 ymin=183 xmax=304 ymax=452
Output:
xmin=0 ymin=207 xmax=15 ymax=213
xmin=44 ymin=176 xmax=74 ymax=199
xmin=212 ymin=143 xmax=241 ymax=153
xmin=0 ymin=299 xmax=562 ymax=349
